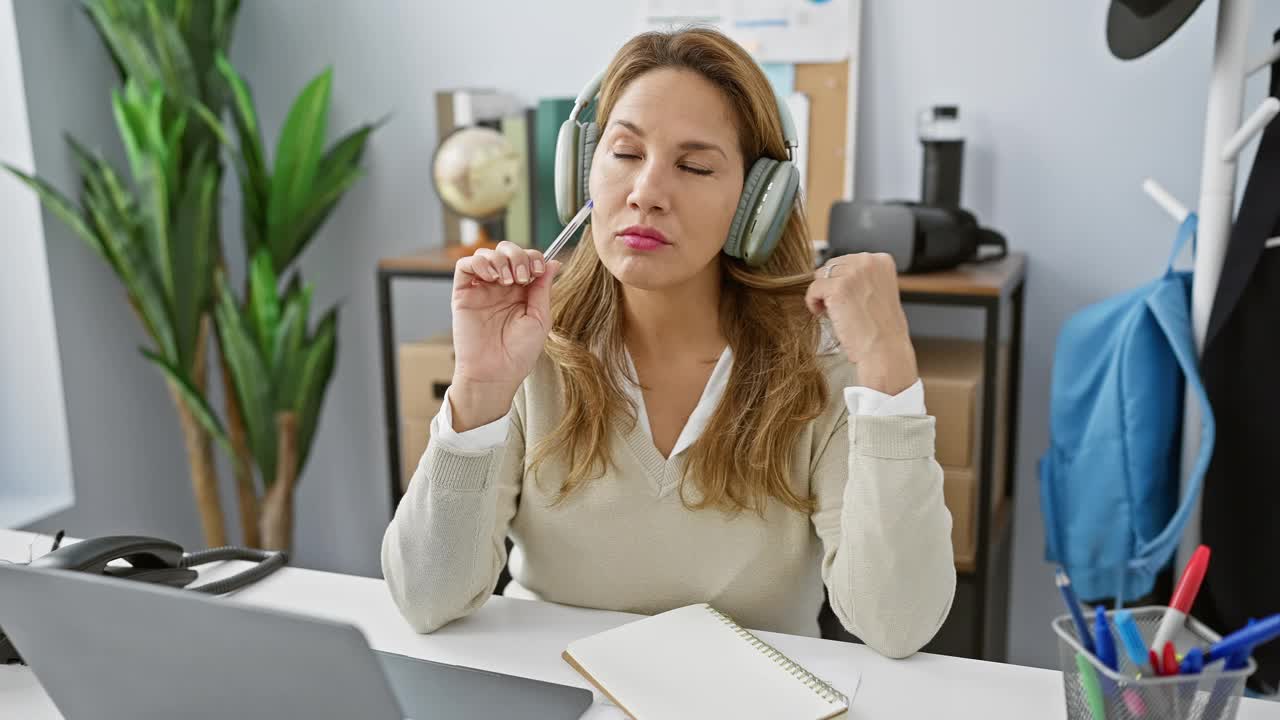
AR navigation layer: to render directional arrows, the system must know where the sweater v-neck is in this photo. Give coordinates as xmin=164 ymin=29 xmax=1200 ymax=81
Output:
xmin=620 ymin=345 xmax=733 ymax=495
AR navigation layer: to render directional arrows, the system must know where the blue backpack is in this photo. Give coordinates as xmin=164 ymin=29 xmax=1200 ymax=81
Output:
xmin=1039 ymin=214 xmax=1216 ymax=602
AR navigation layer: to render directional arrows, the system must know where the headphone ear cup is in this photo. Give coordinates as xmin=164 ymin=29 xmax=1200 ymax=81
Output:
xmin=724 ymin=159 xmax=799 ymax=266
xmin=578 ymin=122 xmax=599 ymax=209
xmin=724 ymin=159 xmax=776 ymax=261
xmin=554 ymin=119 xmax=580 ymax=224
xmin=741 ymin=161 xmax=799 ymax=266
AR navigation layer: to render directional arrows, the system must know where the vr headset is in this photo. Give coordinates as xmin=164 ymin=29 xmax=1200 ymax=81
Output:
xmin=825 ymin=200 xmax=1007 ymax=274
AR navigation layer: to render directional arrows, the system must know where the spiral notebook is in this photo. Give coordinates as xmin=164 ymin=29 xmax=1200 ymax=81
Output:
xmin=563 ymin=604 xmax=851 ymax=719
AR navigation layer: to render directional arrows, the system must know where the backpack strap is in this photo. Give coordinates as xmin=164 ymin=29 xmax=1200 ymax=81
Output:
xmin=1130 ymin=214 xmax=1217 ymax=581
xmin=1165 ymin=213 xmax=1199 ymax=274
xmin=1038 ymin=451 xmax=1065 ymax=568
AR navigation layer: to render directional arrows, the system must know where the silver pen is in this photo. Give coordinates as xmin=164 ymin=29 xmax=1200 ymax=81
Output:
xmin=543 ymin=200 xmax=593 ymax=264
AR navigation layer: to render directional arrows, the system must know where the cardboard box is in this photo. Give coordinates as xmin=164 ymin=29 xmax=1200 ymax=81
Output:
xmin=400 ymin=417 xmax=431 ymax=494
xmin=398 ymin=334 xmax=454 ymax=420
xmin=991 ymin=340 xmax=1010 ymax=506
xmin=398 ymin=334 xmax=454 ymax=492
xmin=971 ymin=338 xmax=1011 ymax=508
xmin=951 ymin=401 xmax=1010 ymax=572
xmin=946 ymin=460 xmax=1010 ymax=574
xmin=916 ymin=336 xmax=1012 ymax=572
xmin=945 ymin=465 xmax=979 ymax=572
xmin=915 ymin=337 xmax=983 ymax=468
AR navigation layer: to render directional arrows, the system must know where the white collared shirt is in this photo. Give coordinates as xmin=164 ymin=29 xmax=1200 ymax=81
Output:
xmin=436 ymin=346 xmax=925 ymax=454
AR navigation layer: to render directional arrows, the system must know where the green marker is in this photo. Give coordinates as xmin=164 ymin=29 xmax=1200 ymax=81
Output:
xmin=1075 ymin=652 xmax=1107 ymax=720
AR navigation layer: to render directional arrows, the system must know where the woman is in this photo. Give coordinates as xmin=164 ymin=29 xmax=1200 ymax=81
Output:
xmin=382 ymin=27 xmax=955 ymax=659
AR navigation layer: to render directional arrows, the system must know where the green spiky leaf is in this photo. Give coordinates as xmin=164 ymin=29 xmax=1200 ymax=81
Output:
xmin=169 ymin=143 xmax=220 ymax=369
xmin=110 ymin=82 xmax=150 ymax=183
xmin=314 ymin=121 xmax=379 ymax=194
xmin=278 ymin=165 xmax=363 ymax=266
xmin=210 ymin=0 xmax=240 ymax=56
xmin=276 ymin=118 xmax=383 ymax=269
xmin=215 ymin=52 xmax=268 ymax=258
xmin=144 ymin=1 xmax=198 ymax=98
xmin=99 ymin=217 xmax=178 ymax=360
xmin=2 ymin=164 xmax=106 ymax=264
xmin=270 ymin=281 xmax=311 ymax=403
xmin=214 ymin=272 xmax=276 ymax=481
xmin=293 ymin=307 xmax=337 ymax=476
xmin=83 ymin=0 xmax=162 ymax=87
xmin=66 ymin=136 xmax=138 ymax=254
xmin=266 ymin=68 xmax=331 ymax=266
xmin=141 ymin=347 xmax=230 ymax=454
xmin=247 ymin=248 xmax=280 ymax=356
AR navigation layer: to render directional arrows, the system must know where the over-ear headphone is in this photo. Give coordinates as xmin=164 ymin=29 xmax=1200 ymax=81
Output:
xmin=554 ymin=69 xmax=802 ymax=267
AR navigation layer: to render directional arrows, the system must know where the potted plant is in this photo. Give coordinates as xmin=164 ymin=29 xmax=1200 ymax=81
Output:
xmin=4 ymin=0 xmax=378 ymax=552
xmin=212 ymin=53 xmax=376 ymax=550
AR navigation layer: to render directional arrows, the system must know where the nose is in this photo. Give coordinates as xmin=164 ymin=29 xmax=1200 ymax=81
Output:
xmin=625 ymin=159 xmax=672 ymax=215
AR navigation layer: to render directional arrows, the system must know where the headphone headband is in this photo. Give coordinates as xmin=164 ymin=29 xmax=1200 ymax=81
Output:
xmin=569 ymin=68 xmax=799 ymax=160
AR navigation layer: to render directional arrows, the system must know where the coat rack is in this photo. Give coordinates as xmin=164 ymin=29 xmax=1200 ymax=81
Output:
xmin=1134 ymin=0 xmax=1278 ymax=566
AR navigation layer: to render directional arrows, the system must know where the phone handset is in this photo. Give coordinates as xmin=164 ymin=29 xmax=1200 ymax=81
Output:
xmin=28 ymin=534 xmax=288 ymax=594
xmin=3 ymin=534 xmax=287 ymax=666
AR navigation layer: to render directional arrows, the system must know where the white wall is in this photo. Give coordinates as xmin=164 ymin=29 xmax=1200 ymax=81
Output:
xmin=14 ymin=0 xmax=1280 ymax=671
xmin=0 ymin=0 xmax=73 ymax=526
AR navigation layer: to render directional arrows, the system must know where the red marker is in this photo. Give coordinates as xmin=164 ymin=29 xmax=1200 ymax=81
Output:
xmin=1151 ymin=545 xmax=1211 ymax=653
xmin=1149 ymin=649 xmax=1164 ymax=676
xmin=1162 ymin=641 xmax=1179 ymax=676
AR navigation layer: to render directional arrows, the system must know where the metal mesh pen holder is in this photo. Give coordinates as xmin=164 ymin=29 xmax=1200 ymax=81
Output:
xmin=1053 ymin=606 xmax=1256 ymax=720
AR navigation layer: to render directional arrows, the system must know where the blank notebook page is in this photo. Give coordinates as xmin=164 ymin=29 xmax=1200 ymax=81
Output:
xmin=563 ymin=604 xmax=850 ymax=720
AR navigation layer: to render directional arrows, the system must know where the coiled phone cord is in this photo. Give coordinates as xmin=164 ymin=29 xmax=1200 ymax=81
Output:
xmin=181 ymin=547 xmax=289 ymax=595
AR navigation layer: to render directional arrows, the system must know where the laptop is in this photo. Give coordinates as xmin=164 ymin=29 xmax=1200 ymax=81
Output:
xmin=0 ymin=563 xmax=594 ymax=720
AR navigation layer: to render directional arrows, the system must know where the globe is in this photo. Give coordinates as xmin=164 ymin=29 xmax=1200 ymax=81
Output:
xmin=431 ymin=125 xmax=522 ymax=220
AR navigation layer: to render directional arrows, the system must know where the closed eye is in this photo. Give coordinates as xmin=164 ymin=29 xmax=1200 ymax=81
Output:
xmin=611 ymin=152 xmax=713 ymax=176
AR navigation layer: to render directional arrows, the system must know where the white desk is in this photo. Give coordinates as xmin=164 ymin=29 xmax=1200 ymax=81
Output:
xmin=2 ymin=529 xmax=1276 ymax=719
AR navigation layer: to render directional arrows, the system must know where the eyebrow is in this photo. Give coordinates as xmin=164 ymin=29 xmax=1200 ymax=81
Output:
xmin=611 ymin=119 xmax=728 ymax=160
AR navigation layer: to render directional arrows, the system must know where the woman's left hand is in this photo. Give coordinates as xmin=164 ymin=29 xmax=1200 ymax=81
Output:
xmin=806 ymin=253 xmax=919 ymax=395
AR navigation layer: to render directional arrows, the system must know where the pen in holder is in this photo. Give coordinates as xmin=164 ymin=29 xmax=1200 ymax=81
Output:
xmin=1052 ymin=606 xmax=1256 ymax=720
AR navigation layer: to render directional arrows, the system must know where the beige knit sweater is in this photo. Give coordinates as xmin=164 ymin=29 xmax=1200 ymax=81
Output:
xmin=381 ymin=349 xmax=956 ymax=659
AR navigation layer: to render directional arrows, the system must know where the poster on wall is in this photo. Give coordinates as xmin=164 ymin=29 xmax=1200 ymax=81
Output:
xmin=639 ymin=0 xmax=850 ymax=64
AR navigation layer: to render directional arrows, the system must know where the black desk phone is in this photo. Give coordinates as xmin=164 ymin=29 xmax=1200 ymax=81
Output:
xmin=0 ymin=532 xmax=287 ymax=665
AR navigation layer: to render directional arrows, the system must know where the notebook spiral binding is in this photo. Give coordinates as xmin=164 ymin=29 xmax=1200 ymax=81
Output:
xmin=705 ymin=605 xmax=848 ymax=706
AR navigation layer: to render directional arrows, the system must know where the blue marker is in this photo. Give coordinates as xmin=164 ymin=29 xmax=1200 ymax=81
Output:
xmin=1095 ymin=605 xmax=1118 ymax=672
xmin=1179 ymin=646 xmax=1205 ymax=675
xmin=1206 ymin=614 xmax=1280 ymax=665
xmin=1055 ymin=568 xmax=1095 ymax=653
xmin=1226 ymin=620 xmax=1258 ymax=670
xmin=1115 ymin=610 xmax=1155 ymax=675
xmin=1203 ymin=620 xmax=1257 ymax=714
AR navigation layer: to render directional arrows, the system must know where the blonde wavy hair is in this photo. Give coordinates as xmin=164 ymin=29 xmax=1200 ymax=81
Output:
xmin=529 ymin=27 xmax=828 ymax=515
